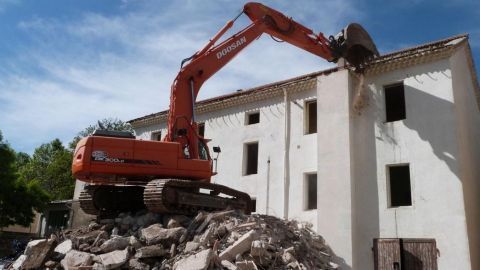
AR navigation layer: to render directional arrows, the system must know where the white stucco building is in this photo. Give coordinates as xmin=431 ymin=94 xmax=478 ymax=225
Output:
xmin=72 ymin=34 xmax=479 ymax=269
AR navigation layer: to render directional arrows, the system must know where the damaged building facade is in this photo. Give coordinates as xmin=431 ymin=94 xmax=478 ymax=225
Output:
xmin=72 ymin=35 xmax=480 ymax=269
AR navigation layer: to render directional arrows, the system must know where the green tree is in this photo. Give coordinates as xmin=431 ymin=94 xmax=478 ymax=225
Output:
xmin=69 ymin=117 xmax=133 ymax=150
xmin=20 ymin=139 xmax=75 ymax=200
xmin=0 ymin=131 xmax=49 ymax=227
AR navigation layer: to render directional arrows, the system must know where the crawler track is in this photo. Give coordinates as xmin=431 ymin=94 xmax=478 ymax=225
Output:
xmin=144 ymin=179 xmax=253 ymax=215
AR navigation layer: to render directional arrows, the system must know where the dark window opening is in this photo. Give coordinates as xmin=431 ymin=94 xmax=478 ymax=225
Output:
xmin=246 ymin=112 xmax=260 ymax=125
xmin=385 ymin=83 xmax=406 ymax=122
xmin=305 ymin=100 xmax=317 ymax=134
xmin=198 ymin=123 xmax=205 ymax=137
xmin=388 ymin=165 xmax=412 ymax=207
xmin=244 ymin=142 xmax=259 ymax=175
xmin=306 ymin=173 xmax=317 ymax=210
xmin=151 ymin=131 xmax=162 ymax=141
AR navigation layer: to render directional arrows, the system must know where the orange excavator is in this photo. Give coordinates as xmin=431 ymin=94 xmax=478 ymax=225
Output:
xmin=72 ymin=2 xmax=378 ymax=216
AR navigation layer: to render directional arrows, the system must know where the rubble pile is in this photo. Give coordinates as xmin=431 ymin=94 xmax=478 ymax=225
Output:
xmin=8 ymin=210 xmax=339 ymax=269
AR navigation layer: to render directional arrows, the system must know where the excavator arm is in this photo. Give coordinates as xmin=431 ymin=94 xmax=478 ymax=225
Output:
xmin=166 ymin=2 xmax=378 ymax=159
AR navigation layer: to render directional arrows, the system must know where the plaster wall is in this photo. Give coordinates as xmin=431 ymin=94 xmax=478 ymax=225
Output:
xmin=359 ymin=57 xmax=471 ymax=269
xmin=316 ymin=69 xmax=353 ymax=268
xmin=449 ymin=47 xmax=480 ymax=270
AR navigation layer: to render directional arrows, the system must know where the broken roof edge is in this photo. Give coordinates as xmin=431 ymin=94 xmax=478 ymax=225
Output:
xmin=129 ymin=34 xmax=476 ymax=127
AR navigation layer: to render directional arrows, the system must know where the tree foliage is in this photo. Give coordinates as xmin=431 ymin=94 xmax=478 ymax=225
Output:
xmin=0 ymin=131 xmax=50 ymax=228
xmin=69 ymin=117 xmax=133 ymax=150
xmin=19 ymin=139 xmax=75 ymax=200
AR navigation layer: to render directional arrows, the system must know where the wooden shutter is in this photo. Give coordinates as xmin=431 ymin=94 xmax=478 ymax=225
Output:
xmin=374 ymin=239 xmax=401 ymax=270
xmin=402 ymin=239 xmax=438 ymax=270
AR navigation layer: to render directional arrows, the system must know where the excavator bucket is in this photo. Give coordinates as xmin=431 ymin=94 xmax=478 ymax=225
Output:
xmin=332 ymin=23 xmax=379 ymax=68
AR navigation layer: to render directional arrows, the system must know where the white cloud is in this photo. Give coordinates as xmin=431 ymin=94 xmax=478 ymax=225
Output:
xmin=0 ymin=0 xmax=359 ymax=152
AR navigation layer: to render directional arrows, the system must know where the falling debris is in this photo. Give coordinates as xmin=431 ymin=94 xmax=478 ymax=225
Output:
xmin=6 ymin=210 xmax=339 ymax=269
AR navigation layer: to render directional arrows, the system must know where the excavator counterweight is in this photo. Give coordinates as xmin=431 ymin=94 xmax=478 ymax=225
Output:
xmin=73 ymin=2 xmax=378 ymax=216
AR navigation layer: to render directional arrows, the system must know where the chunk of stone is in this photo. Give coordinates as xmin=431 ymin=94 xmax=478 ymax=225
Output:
xmin=236 ymin=260 xmax=258 ymax=270
xmin=199 ymin=224 xmax=216 ymax=246
xmin=134 ymin=245 xmax=166 ymax=258
xmin=99 ymin=236 xmax=130 ymax=253
xmin=184 ymin=241 xmax=200 ymax=253
xmin=23 ymin=238 xmax=56 ymax=269
xmin=54 ymin=239 xmax=73 ymax=256
xmin=128 ymin=258 xmax=150 ymax=270
xmin=219 ymin=230 xmax=259 ymax=262
xmin=76 ymin=230 xmax=104 ymax=245
xmin=11 ymin=254 xmax=27 ymax=270
xmin=221 ymin=260 xmax=238 ymax=270
xmin=44 ymin=260 xmax=57 ymax=268
xmin=92 ymin=231 xmax=109 ymax=247
xmin=61 ymin=250 xmax=94 ymax=270
xmin=173 ymin=249 xmax=214 ymax=270
xmin=140 ymin=224 xmax=186 ymax=246
xmin=98 ymin=248 xmax=130 ymax=270
xmin=129 ymin=236 xmax=142 ymax=249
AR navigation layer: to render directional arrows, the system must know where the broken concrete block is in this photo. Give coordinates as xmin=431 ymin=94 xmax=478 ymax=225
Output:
xmin=173 ymin=249 xmax=214 ymax=270
xmin=199 ymin=224 xmax=216 ymax=246
xmin=236 ymin=260 xmax=258 ymax=270
xmin=98 ymin=248 xmax=130 ymax=270
xmin=22 ymin=238 xmax=56 ymax=269
xmin=128 ymin=258 xmax=150 ymax=270
xmin=184 ymin=241 xmax=200 ymax=253
xmin=219 ymin=230 xmax=259 ymax=262
xmin=221 ymin=260 xmax=238 ymax=270
xmin=61 ymin=250 xmax=94 ymax=270
xmin=99 ymin=236 xmax=130 ymax=253
xmin=134 ymin=245 xmax=166 ymax=258
xmin=129 ymin=236 xmax=142 ymax=249
xmin=11 ymin=254 xmax=26 ymax=270
xmin=140 ymin=224 xmax=186 ymax=246
xmin=54 ymin=239 xmax=73 ymax=256
xmin=76 ymin=230 xmax=104 ymax=246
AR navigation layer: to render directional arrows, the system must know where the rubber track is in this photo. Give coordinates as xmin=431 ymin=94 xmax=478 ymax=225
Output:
xmin=144 ymin=179 xmax=252 ymax=215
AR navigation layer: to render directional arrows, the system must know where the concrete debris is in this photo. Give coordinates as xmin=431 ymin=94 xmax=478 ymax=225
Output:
xmin=140 ymin=224 xmax=186 ymax=246
xmin=10 ymin=255 xmax=26 ymax=270
xmin=173 ymin=249 xmax=214 ymax=270
xmin=98 ymin=248 xmax=131 ymax=270
xmin=60 ymin=250 xmax=94 ymax=269
xmin=8 ymin=209 xmax=338 ymax=269
xmin=22 ymin=238 xmax=56 ymax=269
xmin=134 ymin=245 xmax=165 ymax=258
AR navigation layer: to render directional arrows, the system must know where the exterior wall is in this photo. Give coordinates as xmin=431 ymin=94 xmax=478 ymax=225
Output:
xmin=1 ymin=213 xmax=42 ymax=235
xmin=449 ymin=46 xmax=480 ymax=270
xmin=349 ymin=55 xmax=472 ymax=269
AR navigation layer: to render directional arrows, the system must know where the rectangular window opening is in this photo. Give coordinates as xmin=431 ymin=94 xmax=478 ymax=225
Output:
xmin=388 ymin=164 xmax=412 ymax=207
xmin=305 ymin=100 xmax=317 ymax=134
xmin=246 ymin=112 xmax=260 ymax=125
xmin=151 ymin=131 xmax=162 ymax=141
xmin=305 ymin=173 xmax=317 ymax=210
xmin=243 ymin=142 xmax=259 ymax=175
xmin=198 ymin=123 xmax=205 ymax=137
xmin=384 ymin=83 xmax=406 ymax=122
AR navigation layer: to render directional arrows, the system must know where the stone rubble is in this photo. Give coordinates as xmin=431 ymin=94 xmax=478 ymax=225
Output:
xmin=7 ymin=209 xmax=339 ymax=269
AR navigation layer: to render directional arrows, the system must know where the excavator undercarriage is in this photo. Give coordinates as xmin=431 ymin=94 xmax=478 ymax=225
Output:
xmin=80 ymin=180 xmax=254 ymax=217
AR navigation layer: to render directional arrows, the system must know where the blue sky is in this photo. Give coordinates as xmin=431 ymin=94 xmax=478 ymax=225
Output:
xmin=0 ymin=0 xmax=478 ymax=153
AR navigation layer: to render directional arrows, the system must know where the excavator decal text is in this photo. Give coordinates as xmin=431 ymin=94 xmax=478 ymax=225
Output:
xmin=216 ymin=36 xmax=247 ymax=59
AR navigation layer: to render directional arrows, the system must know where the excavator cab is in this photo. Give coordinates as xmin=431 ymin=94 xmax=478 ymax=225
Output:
xmin=329 ymin=23 xmax=379 ymax=68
